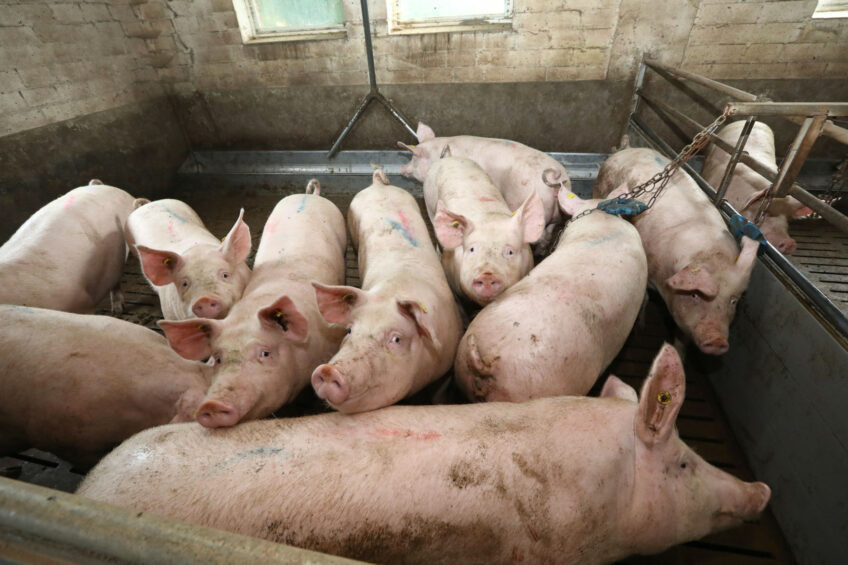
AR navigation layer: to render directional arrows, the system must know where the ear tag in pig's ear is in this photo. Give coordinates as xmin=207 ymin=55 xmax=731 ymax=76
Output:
xmin=417 ymin=301 xmax=428 ymax=314
xmin=272 ymin=310 xmax=288 ymax=331
xmin=657 ymin=391 xmax=672 ymax=405
xmin=451 ymin=221 xmax=459 ymax=228
xmin=163 ymin=257 xmax=171 ymax=265
xmin=343 ymin=294 xmax=354 ymax=303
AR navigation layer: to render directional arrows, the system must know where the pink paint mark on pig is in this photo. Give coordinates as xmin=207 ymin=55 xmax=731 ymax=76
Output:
xmin=167 ymin=219 xmax=178 ymax=238
xmin=63 ymin=195 xmax=76 ymax=210
xmin=372 ymin=428 xmax=441 ymax=440
xmin=478 ymin=196 xmax=497 ymax=202
xmin=397 ymin=210 xmax=413 ymax=237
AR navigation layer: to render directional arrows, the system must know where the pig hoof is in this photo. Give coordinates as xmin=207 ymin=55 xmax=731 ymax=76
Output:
xmin=196 ymin=400 xmax=240 ymax=428
xmin=312 ymin=365 xmax=350 ymax=406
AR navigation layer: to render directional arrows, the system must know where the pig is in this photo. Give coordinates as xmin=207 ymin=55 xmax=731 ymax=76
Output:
xmin=594 ymin=148 xmax=759 ymax=356
xmin=0 ymin=304 xmax=211 ymax=468
xmin=77 ymin=344 xmax=770 ymax=565
xmin=311 ymin=170 xmax=463 ymax=413
xmin=701 ymin=120 xmax=810 ymax=255
xmin=423 ymin=155 xmax=545 ymax=305
xmin=454 ymin=191 xmax=647 ymax=402
xmin=125 ymin=199 xmax=252 ymax=320
xmin=157 ymin=181 xmax=347 ymax=428
xmin=399 ymin=122 xmax=571 ymax=250
xmin=0 ymin=180 xmax=135 ymax=314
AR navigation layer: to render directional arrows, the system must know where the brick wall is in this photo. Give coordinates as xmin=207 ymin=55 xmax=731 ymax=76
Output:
xmin=1 ymin=0 xmax=846 ymax=139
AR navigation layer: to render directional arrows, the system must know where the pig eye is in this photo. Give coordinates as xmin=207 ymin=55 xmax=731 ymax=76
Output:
xmin=730 ymin=297 xmax=739 ymax=306
xmin=503 ymin=246 xmax=515 ymax=258
xmin=260 ymin=350 xmax=270 ymax=358
xmin=468 ymin=245 xmax=476 ymax=253
xmin=221 ymin=272 xmax=230 ymax=280
xmin=689 ymin=292 xmax=700 ymax=300
xmin=680 ymin=462 xmax=687 ymax=469
xmin=392 ymin=336 xmax=401 ymax=344
xmin=345 ymin=327 xmax=352 ymax=335
xmin=214 ymin=355 xmax=222 ymax=365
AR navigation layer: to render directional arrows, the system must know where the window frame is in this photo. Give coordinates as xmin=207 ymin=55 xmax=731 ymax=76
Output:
xmin=812 ymin=0 xmax=848 ymax=19
xmin=386 ymin=0 xmax=513 ymax=35
xmin=231 ymin=0 xmax=348 ymax=44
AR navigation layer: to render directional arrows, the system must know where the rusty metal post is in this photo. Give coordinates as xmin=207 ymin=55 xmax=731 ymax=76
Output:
xmin=770 ymin=114 xmax=828 ymax=198
xmin=714 ymin=116 xmax=757 ymax=204
xmin=644 ymin=59 xmax=759 ymax=102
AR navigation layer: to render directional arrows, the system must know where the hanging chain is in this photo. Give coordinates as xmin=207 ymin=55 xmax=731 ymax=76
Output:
xmin=564 ymin=106 xmax=733 ymax=225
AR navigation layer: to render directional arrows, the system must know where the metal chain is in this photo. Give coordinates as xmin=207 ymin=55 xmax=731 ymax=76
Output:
xmin=823 ymin=154 xmax=848 ymax=205
xmin=566 ymin=106 xmax=733 ymax=225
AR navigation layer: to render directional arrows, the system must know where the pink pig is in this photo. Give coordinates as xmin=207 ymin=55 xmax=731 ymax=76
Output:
xmin=0 ymin=304 xmax=210 ymax=468
xmin=126 ymin=199 xmax=252 ymax=320
xmin=454 ymin=191 xmax=647 ymax=401
xmin=158 ymin=181 xmax=347 ymax=428
xmin=77 ymin=344 xmax=770 ymax=565
xmin=0 ymin=180 xmax=136 ymax=314
xmin=701 ymin=120 xmax=810 ymax=255
xmin=594 ymin=148 xmax=759 ymax=355
xmin=311 ymin=170 xmax=463 ymax=413
xmin=399 ymin=122 xmax=571 ymax=249
xmin=424 ymin=155 xmax=545 ymax=305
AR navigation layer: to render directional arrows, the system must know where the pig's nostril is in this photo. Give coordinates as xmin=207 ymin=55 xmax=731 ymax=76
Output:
xmin=311 ymin=365 xmax=350 ymax=406
xmin=700 ymin=337 xmax=729 ymax=356
xmin=196 ymin=399 xmax=239 ymax=428
xmin=472 ymin=274 xmax=502 ymax=299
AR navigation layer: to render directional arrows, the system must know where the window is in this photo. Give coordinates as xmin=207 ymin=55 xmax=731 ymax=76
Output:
xmin=232 ymin=0 xmax=347 ymax=44
xmin=812 ymin=0 xmax=848 ymax=18
xmin=387 ymin=0 xmax=513 ymax=35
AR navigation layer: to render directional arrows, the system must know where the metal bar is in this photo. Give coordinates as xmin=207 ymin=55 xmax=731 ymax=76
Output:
xmin=647 ymin=65 xmax=722 ymax=117
xmin=327 ymin=92 xmax=376 ymax=159
xmin=637 ymin=91 xmax=692 ymax=146
xmin=360 ymin=0 xmax=377 ymax=91
xmin=771 ymin=115 xmax=827 ymax=199
xmin=629 ymin=58 xmax=648 ymax=120
xmin=0 ymin=477 xmax=363 ymax=565
xmin=644 ymin=59 xmax=759 ymax=102
xmin=630 ymin=114 xmax=848 ymax=339
xmin=374 ymin=91 xmax=416 ymax=138
xmin=786 ymin=115 xmax=848 ymax=146
xmin=635 ymin=91 xmax=848 ymax=234
xmin=715 ymin=116 xmax=757 ymax=204
xmin=727 ymin=102 xmax=848 ymax=117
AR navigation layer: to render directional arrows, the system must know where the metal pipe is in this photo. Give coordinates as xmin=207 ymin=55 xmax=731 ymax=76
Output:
xmin=647 ymin=65 xmax=722 ymax=117
xmin=726 ymin=102 xmax=848 ymax=117
xmin=638 ymin=94 xmax=692 ymax=146
xmin=360 ymin=0 xmax=377 ymax=91
xmin=0 ymin=477 xmax=363 ymax=564
xmin=328 ymin=92 xmax=375 ymax=159
xmin=630 ymin=114 xmax=848 ymax=339
xmin=714 ymin=116 xmax=757 ymax=204
xmin=644 ymin=59 xmax=759 ymax=102
xmin=375 ymin=91 xmax=416 ymax=138
xmin=786 ymin=115 xmax=848 ymax=146
xmin=770 ymin=115 xmax=827 ymax=200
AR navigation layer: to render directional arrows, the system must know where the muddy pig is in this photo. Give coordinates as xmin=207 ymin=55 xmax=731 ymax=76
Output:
xmin=126 ymin=199 xmax=252 ymax=320
xmin=77 ymin=344 xmax=770 ymax=565
xmin=0 ymin=180 xmax=135 ymax=314
xmin=0 ymin=305 xmax=211 ymax=468
xmin=399 ymin=122 xmax=571 ymax=250
xmin=158 ymin=181 xmax=346 ymax=428
xmin=701 ymin=120 xmax=810 ymax=255
xmin=454 ymin=191 xmax=647 ymax=401
xmin=594 ymin=148 xmax=759 ymax=355
xmin=311 ymin=170 xmax=463 ymax=413
xmin=423 ymin=155 xmax=545 ymax=305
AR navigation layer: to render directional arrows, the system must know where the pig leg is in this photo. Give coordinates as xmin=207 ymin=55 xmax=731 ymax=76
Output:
xmin=110 ymin=281 xmax=124 ymax=315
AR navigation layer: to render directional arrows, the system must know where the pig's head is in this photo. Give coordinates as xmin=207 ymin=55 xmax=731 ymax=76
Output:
xmin=662 ymin=235 xmax=758 ymax=355
xmin=158 ymin=294 xmax=309 ymax=428
xmin=137 ymin=209 xmax=252 ymax=319
xmin=608 ymin=344 xmax=770 ymax=554
xmin=433 ymin=191 xmax=544 ymax=305
xmin=397 ymin=122 xmax=440 ymax=181
xmin=739 ymin=190 xmax=809 ymax=255
xmin=311 ymin=282 xmax=440 ymax=413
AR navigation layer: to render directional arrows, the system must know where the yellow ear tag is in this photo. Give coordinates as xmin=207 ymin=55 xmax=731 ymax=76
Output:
xmin=342 ymin=294 xmax=354 ymax=303
xmin=451 ymin=221 xmax=459 ymax=228
xmin=274 ymin=311 xmax=283 ymax=320
xmin=221 ymin=237 xmax=226 ymax=242
xmin=512 ymin=210 xmax=518 ymax=216
xmin=566 ymin=192 xmax=575 ymax=199
xmin=417 ymin=301 xmax=428 ymax=314
xmin=162 ymin=258 xmax=171 ymax=265
xmin=692 ymin=267 xmax=701 ymax=273
xmin=657 ymin=391 xmax=672 ymax=405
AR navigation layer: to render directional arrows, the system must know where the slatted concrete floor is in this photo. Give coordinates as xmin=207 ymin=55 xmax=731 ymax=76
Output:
xmin=0 ymin=181 xmax=795 ymax=564
xmin=787 ymin=217 xmax=848 ymax=313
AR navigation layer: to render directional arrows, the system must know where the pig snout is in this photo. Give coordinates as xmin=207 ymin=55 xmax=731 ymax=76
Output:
xmin=196 ymin=399 xmax=240 ymax=428
xmin=773 ymin=237 xmax=796 ymax=255
xmin=312 ymin=364 xmax=350 ymax=406
xmin=471 ymin=272 xmax=503 ymax=302
xmin=714 ymin=481 xmax=771 ymax=531
xmin=698 ymin=336 xmax=729 ymax=356
xmin=192 ymin=297 xmax=223 ymax=318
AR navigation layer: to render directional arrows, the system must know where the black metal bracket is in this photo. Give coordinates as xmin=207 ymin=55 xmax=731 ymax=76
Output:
xmin=327 ymin=0 xmax=416 ymax=159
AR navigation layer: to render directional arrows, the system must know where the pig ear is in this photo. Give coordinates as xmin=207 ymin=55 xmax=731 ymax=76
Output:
xmin=397 ymin=299 xmax=440 ymax=350
xmin=557 ymin=190 xmax=586 ymax=217
xmin=220 ymin=208 xmax=251 ymax=264
xmin=257 ymin=295 xmax=308 ymax=342
xmin=434 ymin=202 xmax=473 ymax=250
xmin=158 ymin=319 xmax=218 ymax=360
xmin=373 ymin=169 xmax=390 ymax=186
xmin=735 ymin=235 xmax=759 ymax=276
xmin=742 ymin=188 xmax=769 ymax=210
xmin=513 ymin=190 xmax=546 ymax=244
xmin=416 ymin=122 xmax=435 ymax=141
xmin=600 ymin=375 xmax=638 ymax=403
xmin=636 ymin=344 xmax=686 ymax=447
xmin=397 ymin=141 xmax=422 ymax=157
xmin=666 ymin=265 xmax=719 ymax=299
xmin=312 ymin=282 xmax=366 ymax=325
xmin=137 ymin=245 xmax=184 ymax=286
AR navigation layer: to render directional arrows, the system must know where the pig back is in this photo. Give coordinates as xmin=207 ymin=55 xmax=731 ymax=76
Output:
xmin=0 ymin=184 xmax=136 ymax=313
xmin=254 ymin=193 xmax=346 ymax=284
xmin=0 ymin=305 xmax=208 ymax=465
xmin=125 ymin=199 xmax=214 ymax=253
xmin=423 ymin=156 xmax=509 ymax=221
